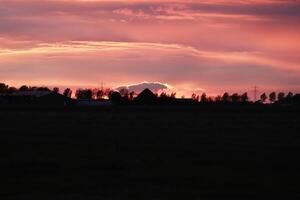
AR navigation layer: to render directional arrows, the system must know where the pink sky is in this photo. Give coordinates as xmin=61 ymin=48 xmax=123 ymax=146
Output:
xmin=0 ymin=0 xmax=300 ymax=97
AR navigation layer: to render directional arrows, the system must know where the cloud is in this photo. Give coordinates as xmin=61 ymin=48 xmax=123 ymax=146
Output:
xmin=0 ymin=1 xmax=300 ymax=95
xmin=1 ymin=41 xmax=300 ymax=96
xmin=1 ymin=41 xmax=298 ymax=71
xmin=115 ymin=81 xmax=171 ymax=93
xmin=115 ymin=82 xmax=206 ymax=97
xmin=0 ymin=0 xmax=299 ymax=52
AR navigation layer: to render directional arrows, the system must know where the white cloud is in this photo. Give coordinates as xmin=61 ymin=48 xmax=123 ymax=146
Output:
xmin=115 ymin=81 xmax=171 ymax=93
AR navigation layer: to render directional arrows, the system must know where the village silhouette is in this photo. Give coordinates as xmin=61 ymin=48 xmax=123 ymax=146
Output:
xmin=1 ymin=82 xmax=299 ymax=107
xmin=1 ymin=81 xmax=300 ymax=199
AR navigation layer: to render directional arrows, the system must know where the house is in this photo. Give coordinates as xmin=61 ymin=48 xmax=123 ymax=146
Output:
xmin=38 ymin=92 xmax=73 ymax=106
xmin=12 ymin=90 xmax=52 ymax=97
xmin=134 ymin=88 xmax=157 ymax=104
xmin=8 ymin=91 xmax=72 ymax=106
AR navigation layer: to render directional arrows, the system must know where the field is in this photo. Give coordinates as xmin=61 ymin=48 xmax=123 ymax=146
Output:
xmin=1 ymin=106 xmax=300 ymax=199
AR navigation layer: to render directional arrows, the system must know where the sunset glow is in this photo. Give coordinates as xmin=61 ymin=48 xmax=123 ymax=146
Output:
xmin=1 ymin=0 xmax=300 ymax=96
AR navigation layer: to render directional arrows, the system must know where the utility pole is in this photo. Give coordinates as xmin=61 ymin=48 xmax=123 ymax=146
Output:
xmin=101 ymin=81 xmax=104 ymax=91
xmin=253 ymin=86 xmax=259 ymax=102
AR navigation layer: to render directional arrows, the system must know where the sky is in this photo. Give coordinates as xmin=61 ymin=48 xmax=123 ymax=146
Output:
xmin=0 ymin=0 xmax=300 ymax=97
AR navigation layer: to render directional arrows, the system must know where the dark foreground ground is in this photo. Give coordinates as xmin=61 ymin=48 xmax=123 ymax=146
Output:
xmin=1 ymin=105 xmax=300 ymax=199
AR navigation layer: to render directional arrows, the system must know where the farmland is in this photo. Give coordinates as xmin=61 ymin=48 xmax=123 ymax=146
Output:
xmin=1 ymin=105 xmax=300 ymax=199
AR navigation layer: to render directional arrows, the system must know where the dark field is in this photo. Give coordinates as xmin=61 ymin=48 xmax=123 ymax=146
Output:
xmin=1 ymin=106 xmax=300 ymax=199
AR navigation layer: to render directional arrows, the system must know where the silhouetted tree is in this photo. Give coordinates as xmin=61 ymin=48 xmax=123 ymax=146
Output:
xmin=170 ymin=92 xmax=176 ymax=99
xmin=159 ymin=92 xmax=168 ymax=103
xmin=37 ymin=87 xmax=51 ymax=92
xmin=269 ymin=92 xmax=276 ymax=103
xmin=104 ymin=88 xmax=112 ymax=98
xmin=278 ymin=92 xmax=285 ymax=101
xmin=119 ymin=88 xmax=129 ymax=97
xmin=191 ymin=93 xmax=196 ymax=99
xmin=53 ymin=87 xmax=60 ymax=93
xmin=260 ymin=93 xmax=267 ymax=103
xmin=158 ymin=92 xmax=176 ymax=104
xmin=241 ymin=92 xmax=249 ymax=103
xmin=281 ymin=92 xmax=294 ymax=104
xmin=0 ymin=83 xmax=8 ymax=93
xmin=29 ymin=86 xmax=37 ymax=91
xmin=160 ymin=92 xmax=169 ymax=100
xmin=207 ymin=96 xmax=214 ymax=103
xmin=286 ymin=92 xmax=294 ymax=99
xmin=91 ymin=88 xmax=98 ymax=99
xmin=129 ymin=91 xmax=135 ymax=101
xmin=222 ymin=92 xmax=230 ymax=102
xmin=231 ymin=93 xmax=240 ymax=103
xmin=201 ymin=93 xmax=207 ymax=103
xmin=122 ymin=93 xmax=130 ymax=102
xmin=19 ymin=85 xmax=29 ymax=91
xmin=7 ymin=87 xmax=17 ymax=94
xmin=215 ymin=95 xmax=222 ymax=102
xmin=191 ymin=93 xmax=199 ymax=102
xmin=109 ymin=91 xmax=123 ymax=104
xmin=75 ymin=89 xmax=93 ymax=99
xmin=96 ymin=89 xmax=104 ymax=99
xmin=63 ymin=88 xmax=72 ymax=98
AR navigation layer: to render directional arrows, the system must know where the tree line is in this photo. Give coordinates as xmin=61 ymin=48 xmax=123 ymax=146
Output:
xmin=0 ymin=82 xmax=299 ymax=105
xmin=190 ymin=91 xmax=298 ymax=104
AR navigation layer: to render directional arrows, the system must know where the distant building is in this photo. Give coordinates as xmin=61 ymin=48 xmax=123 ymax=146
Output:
xmin=38 ymin=92 xmax=73 ymax=106
xmin=1 ymin=91 xmax=73 ymax=106
xmin=135 ymin=88 xmax=157 ymax=104
xmin=11 ymin=91 xmax=52 ymax=97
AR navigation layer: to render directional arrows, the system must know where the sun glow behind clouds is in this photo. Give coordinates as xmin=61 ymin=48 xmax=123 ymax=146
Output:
xmin=1 ymin=40 xmax=300 ymax=96
xmin=0 ymin=0 xmax=300 ymax=95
